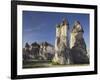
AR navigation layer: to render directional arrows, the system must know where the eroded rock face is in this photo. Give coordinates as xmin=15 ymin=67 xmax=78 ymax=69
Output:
xmin=23 ymin=42 xmax=54 ymax=61
xmin=23 ymin=20 xmax=90 ymax=65
xmin=53 ymin=42 xmax=70 ymax=64
xmin=70 ymin=21 xmax=89 ymax=64
xmin=53 ymin=19 xmax=71 ymax=64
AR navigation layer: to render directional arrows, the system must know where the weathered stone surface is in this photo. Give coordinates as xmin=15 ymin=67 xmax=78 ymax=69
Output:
xmin=53 ymin=19 xmax=71 ymax=64
xmin=70 ymin=21 xmax=89 ymax=64
xmin=53 ymin=42 xmax=67 ymax=64
xmin=70 ymin=47 xmax=89 ymax=64
xmin=39 ymin=42 xmax=54 ymax=60
xmin=23 ymin=42 xmax=54 ymax=61
xmin=23 ymin=19 xmax=90 ymax=66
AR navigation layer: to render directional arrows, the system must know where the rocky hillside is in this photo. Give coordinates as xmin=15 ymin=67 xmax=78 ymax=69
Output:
xmin=23 ymin=42 xmax=55 ymax=61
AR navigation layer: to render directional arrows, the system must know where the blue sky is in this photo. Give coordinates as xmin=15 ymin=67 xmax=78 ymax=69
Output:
xmin=22 ymin=11 xmax=90 ymax=48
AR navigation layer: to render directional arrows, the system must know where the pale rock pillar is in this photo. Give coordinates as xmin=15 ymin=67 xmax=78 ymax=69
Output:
xmin=53 ymin=19 xmax=71 ymax=64
xmin=70 ymin=21 xmax=89 ymax=64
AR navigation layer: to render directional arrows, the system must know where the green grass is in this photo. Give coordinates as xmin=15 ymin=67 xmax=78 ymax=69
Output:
xmin=23 ymin=60 xmax=89 ymax=69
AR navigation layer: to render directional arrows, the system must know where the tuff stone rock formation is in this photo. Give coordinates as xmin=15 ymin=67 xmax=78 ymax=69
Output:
xmin=52 ymin=19 xmax=71 ymax=64
xmin=39 ymin=42 xmax=55 ymax=60
xmin=70 ymin=21 xmax=89 ymax=64
xmin=23 ymin=42 xmax=54 ymax=61
xmin=23 ymin=19 xmax=89 ymax=66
